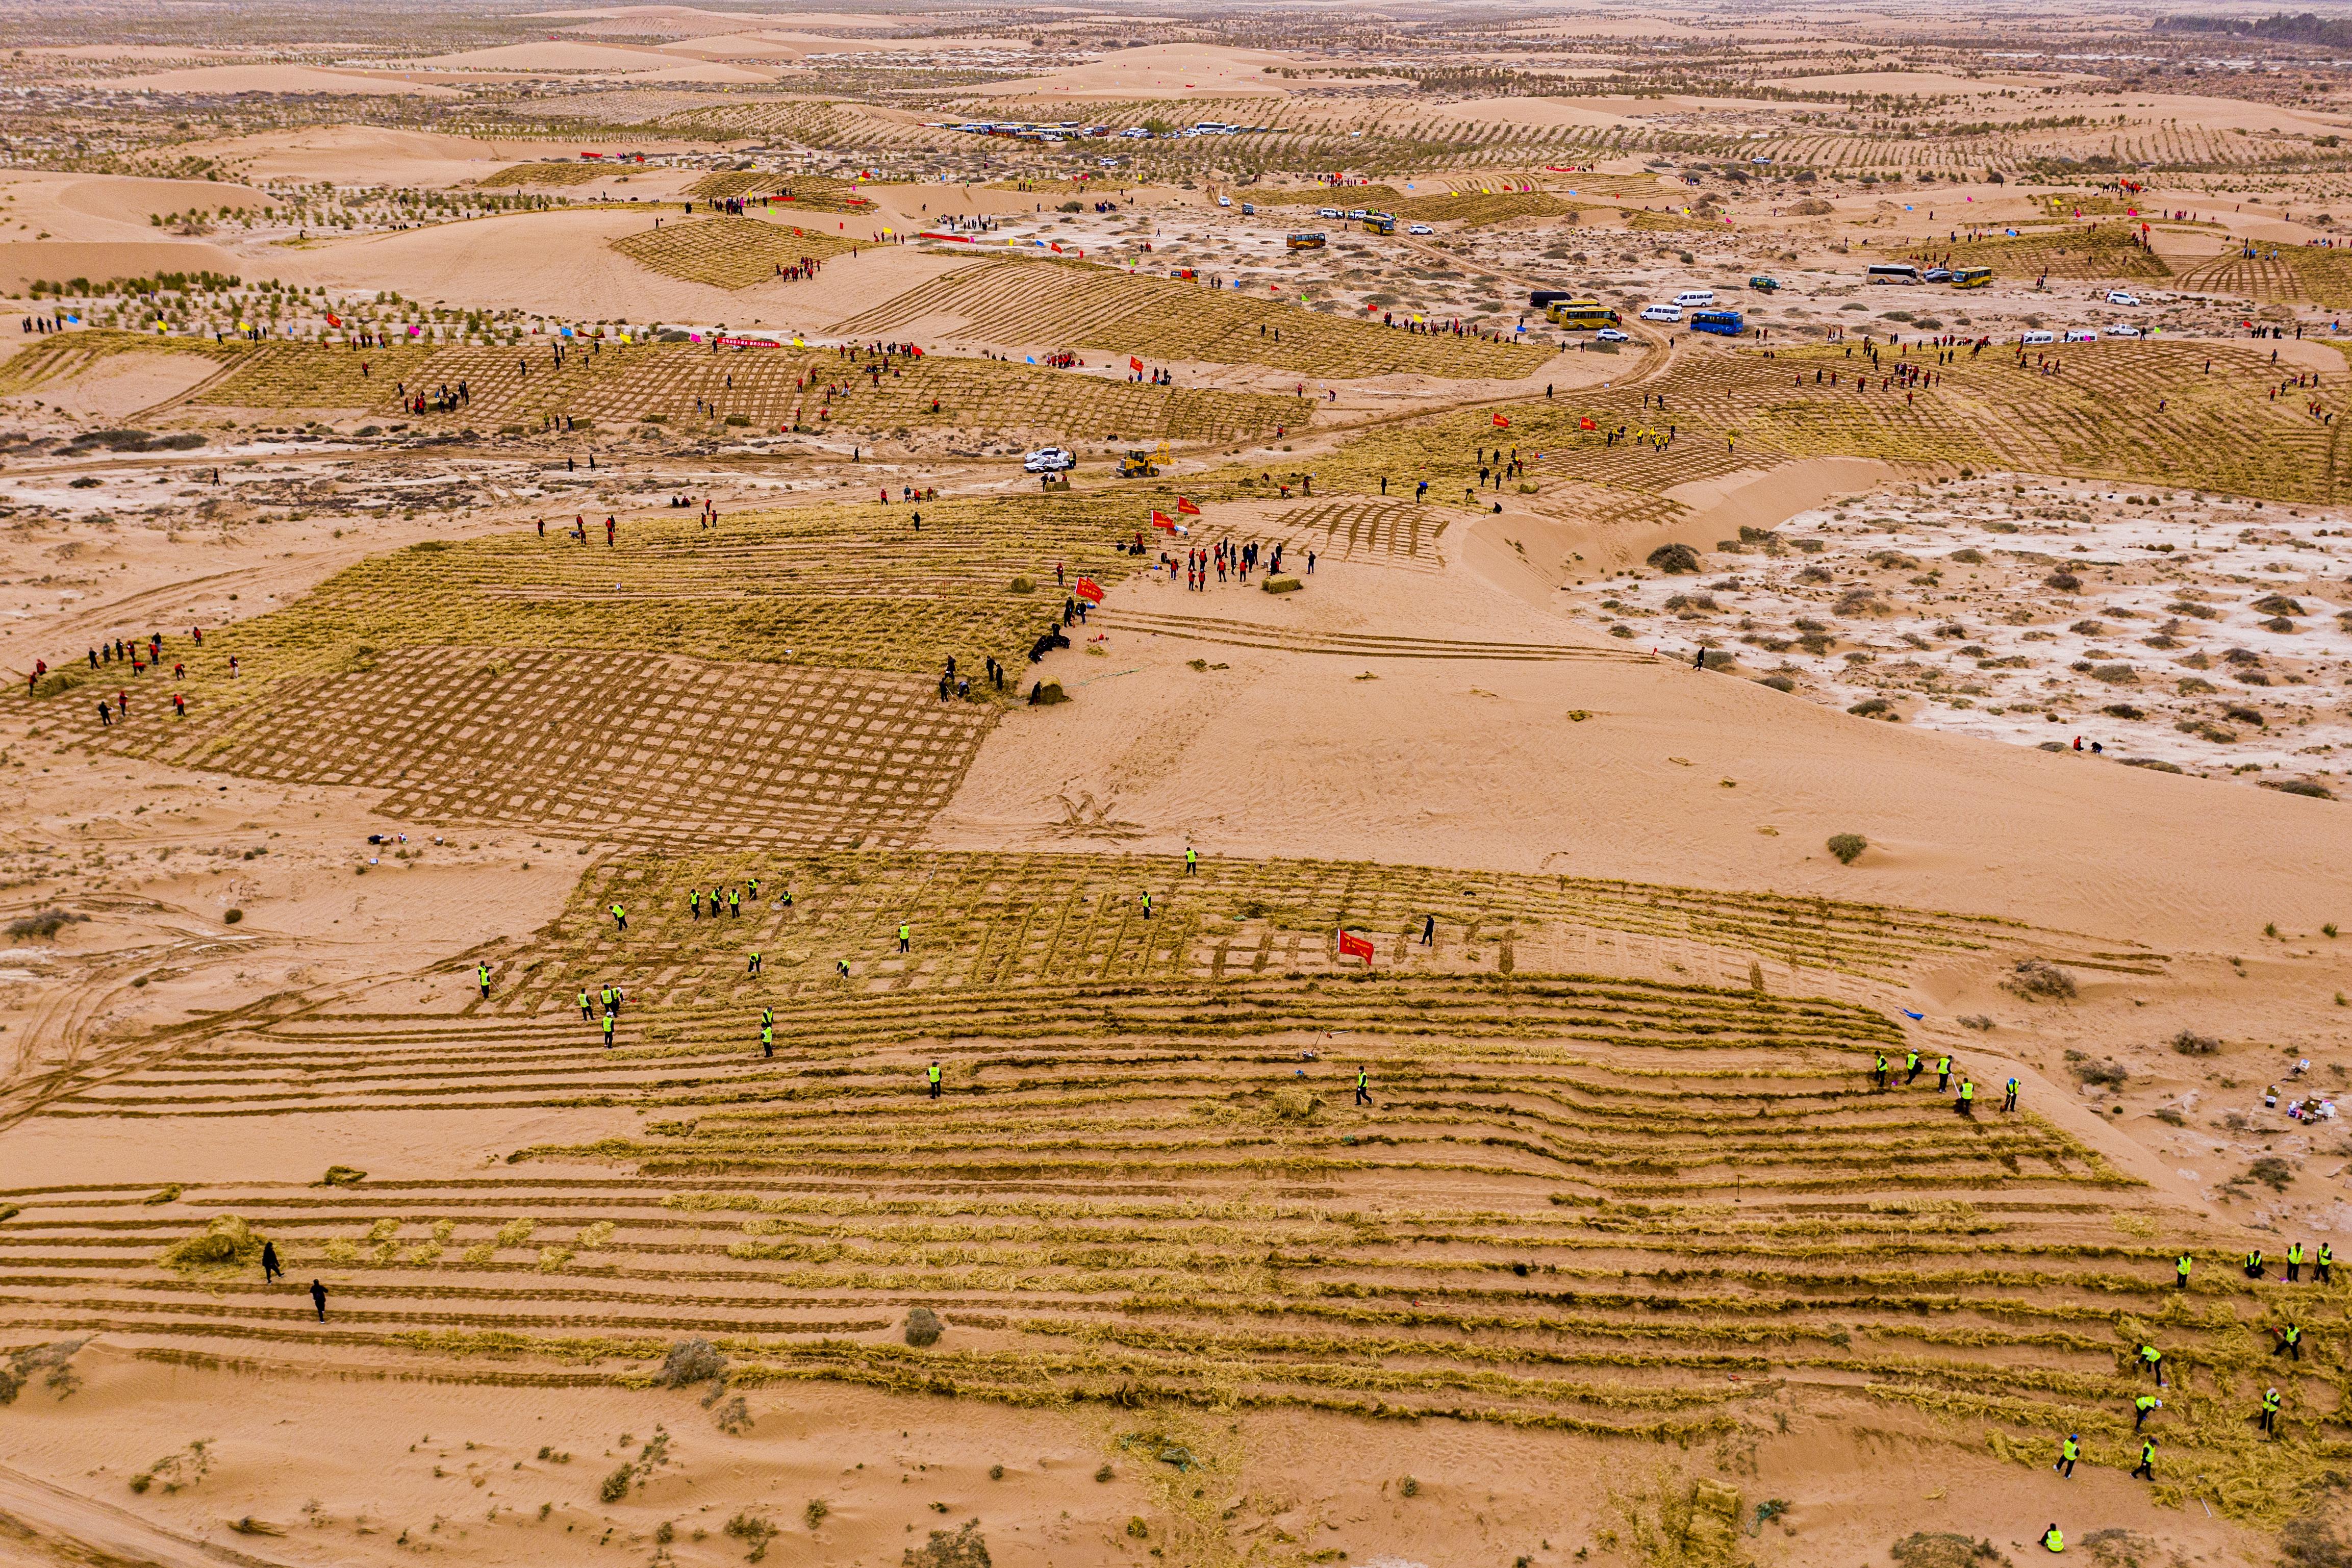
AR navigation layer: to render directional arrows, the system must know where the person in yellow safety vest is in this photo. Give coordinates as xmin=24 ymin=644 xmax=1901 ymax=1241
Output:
xmin=2321 ymin=1242 xmax=2335 ymax=1285
xmin=2139 ymin=1342 xmax=2166 ymax=1386
xmin=689 ymin=888 xmax=702 ymax=920
xmin=1184 ymin=846 xmax=1198 ymax=875
xmin=2176 ymin=1253 xmax=2192 ymax=1291
xmin=2260 ymin=1387 xmax=2281 ymax=1434
xmin=2288 ymin=1241 xmax=2305 ymax=1282
xmin=898 ymin=922 xmax=910 ymax=954
xmin=2043 ymin=1524 xmax=2064 ymax=1553
xmin=1875 ymin=1051 xmax=1889 ymax=1090
xmin=1355 ymin=1068 xmax=1371 ymax=1106
xmin=1936 ymin=1054 xmax=1952 ymax=1091
xmin=601 ymin=1013 xmax=614 ymax=1048
xmin=2134 ymin=1393 xmax=2161 ymax=1429
xmin=748 ymin=949 xmax=762 ymax=976
xmin=1905 ymin=1048 xmax=1921 ymax=1085
xmin=2131 ymin=1437 xmax=2155 ymax=1480
xmin=728 ymin=887 xmax=741 ymax=916
xmin=747 ymin=878 xmax=760 ymax=902
xmin=2246 ymin=1247 xmax=2266 ymax=1280
xmin=579 ymin=988 xmax=593 ymax=1020
xmin=2003 ymin=1076 xmax=2019 ymax=1112
xmin=760 ymin=1019 xmax=774 ymax=1058
xmin=837 ymin=958 xmax=850 ymax=979
xmin=611 ymin=902 xmax=627 ymax=931
xmin=927 ymin=1061 xmax=942 ymax=1099
xmin=1141 ymin=891 xmax=1153 ymax=919
xmin=1957 ymin=1077 xmax=1975 ymax=1116
xmin=600 ymin=984 xmax=615 ymax=1017
xmin=2275 ymin=1323 xmax=2303 ymax=1361
xmin=476 ymin=961 xmax=491 ymax=1000
xmin=2053 ymin=1434 xmax=2079 ymax=1477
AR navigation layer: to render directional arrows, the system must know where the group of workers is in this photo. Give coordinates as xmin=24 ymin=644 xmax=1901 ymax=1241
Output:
xmin=1870 ymin=1046 xmax=2014 ymax=1116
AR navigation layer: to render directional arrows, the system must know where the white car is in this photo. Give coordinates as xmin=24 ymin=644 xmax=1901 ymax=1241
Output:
xmin=2105 ymin=290 xmax=2140 ymax=307
xmin=1596 ymin=326 xmax=1631 ymax=342
xmin=1346 ymin=208 xmax=1368 ymax=221
xmin=1317 ymin=207 xmax=1342 ymax=219
xmin=1639 ymin=303 xmax=1683 ymax=323
xmin=1407 ymin=222 xmax=1434 ymax=236
xmin=1673 ymin=289 xmax=1715 ymax=309
xmin=2104 ymin=323 xmax=2142 ymax=339
xmin=1022 ymin=446 xmax=1076 ymax=473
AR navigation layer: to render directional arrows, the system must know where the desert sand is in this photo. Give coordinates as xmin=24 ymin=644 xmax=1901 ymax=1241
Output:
xmin=10 ymin=6 xmax=2352 ymax=1567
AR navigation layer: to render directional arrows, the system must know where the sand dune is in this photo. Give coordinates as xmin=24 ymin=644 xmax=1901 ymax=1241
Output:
xmin=976 ymin=42 xmax=1308 ymax=99
xmin=264 ymin=208 xmax=976 ymax=329
xmin=0 ymin=240 xmax=248 ymax=294
xmin=939 ymin=536 xmax=2352 ymax=950
xmin=106 ymin=63 xmax=458 ymax=95
xmin=406 ymin=40 xmax=686 ymax=71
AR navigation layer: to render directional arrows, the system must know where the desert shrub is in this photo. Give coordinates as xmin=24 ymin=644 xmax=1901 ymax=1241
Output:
xmin=2171 ymin=1029 xmax=2220 ymax=1055
xmin=711 ymin=1394 xmax=753 ymax=1434
xmin=599 ymin=1465 xmax=633 ymax=1504
xmin=804 ymin=1498 xmax=830 ymax=1529
xmin=5 ymin=909 xmax=77 ymax=940
xmin=318 ymin=1165 xmax=367 ymax=1187
xmin=1401 ymin=1475 xmax=1421 ymax=1497
xmin=1826 ymin=834 xmax=1867 ymax=865
xmin=222 ymin=908 xmax=243 ymax=924
xmin=1759 ymin=674 xmax=1795 ymax=692
xmin=2009 ymin=959 xmax=2076 ymax=1000
xmin=654 ymin=1337 xmax=727 ymax=1389
xmin=904 ymin=1520 xmax=990 ymax=1568
xmin=160 ymin=1215 xmax=264 ymax=1270
xmin=2279 ymin=1495 xmax=2352 ymax=1566
xmin=1646 ymin=542 xmax=1700 ymax=574
xmin=2250 ymin=1156 xmax=2294 ymax=1192
xmin=0 ymin=1339 xmax=85 ymax=1405
xmin=2067 ymin=1052 xmax=2127 ymax=1089
xmin=1094 ymin=1464 xmax=1115 ymax=1482
xmin=1126 ymin=1517 xmax=1149 ymax=1539
xmin=1959 ymin=1015 xmax=1994 ymax=1031
xmin=1890 ymin=1533 xmax=2009 ymax=1568
xmin=1847 ymin=697 xmax=1892 ymax=718
xmin=2266 ymin=780 xmax=2336 ymax=800
xmin=726 ymin=1512 xmax=779 ymax=1562
xmin=904 ymin=1306 xmax=944 ymax=1347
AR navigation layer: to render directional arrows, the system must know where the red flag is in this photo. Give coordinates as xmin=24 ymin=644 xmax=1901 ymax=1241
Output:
xmin=1129 ymin=356 xmax=1144 ymax=373
xmin=1493 ymin=413 xmax=1510 ymax=428
xmin=1074 ymin=576 xmax=1104 ymax=603
xmin=1150 ymin=510 xmax=1176 ymax=529
xmin=1050 ymin=241 xmax=1063 ymax=253
xmin=1337 ymin=929 xmax=1374 ymax=965
xmin=326 ymin=311 xmax=341 ymax=328
xmin=1580 ymin=415 xmax=1597 ymax=431
xmin=1176 ymin=496 xmax=1200 ymax=515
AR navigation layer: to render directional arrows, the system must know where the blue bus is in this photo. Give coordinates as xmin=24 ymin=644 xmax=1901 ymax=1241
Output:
xmin=1691 ymin=310 xmax=1744 ymax=336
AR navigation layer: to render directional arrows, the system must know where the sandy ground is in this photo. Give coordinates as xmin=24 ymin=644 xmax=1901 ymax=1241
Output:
xmin=938 ymin=509 xmax=2352 ymax=952
xmin=258 ymin=210 xmax=977 ymax=331
xmin=975 ymin=43 xmax=1311 ymax=100
xmin=103 ymin=64 xmax=461 ymax=96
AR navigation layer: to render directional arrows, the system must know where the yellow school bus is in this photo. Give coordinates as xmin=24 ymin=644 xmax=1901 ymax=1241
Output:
xmin=1951 ymin=266 xmax=1993 ymax=289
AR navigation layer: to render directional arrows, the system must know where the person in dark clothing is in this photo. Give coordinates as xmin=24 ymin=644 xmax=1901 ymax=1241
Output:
xmin=1421 ymin=915 xmax=1435 ymax=945
xmin=309 ymin=1279 xmax=327 ymax=1322
xmin=261 ymin=1241 xmax=283 ymax=1282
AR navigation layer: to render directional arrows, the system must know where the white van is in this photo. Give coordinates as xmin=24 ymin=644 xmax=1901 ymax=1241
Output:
xmin=2019 ymin=329 xmax=2056 ymax=346
xmin=2062 ymin=328 xmax=2099 ymax=343
xmin=1673 ymin=289 xmax=1715 ymax=309
xmin=1639 ymin=303 xmax=1683 ymax=323
xmin=1865 ymin=263 xmax=1921 ymax=285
